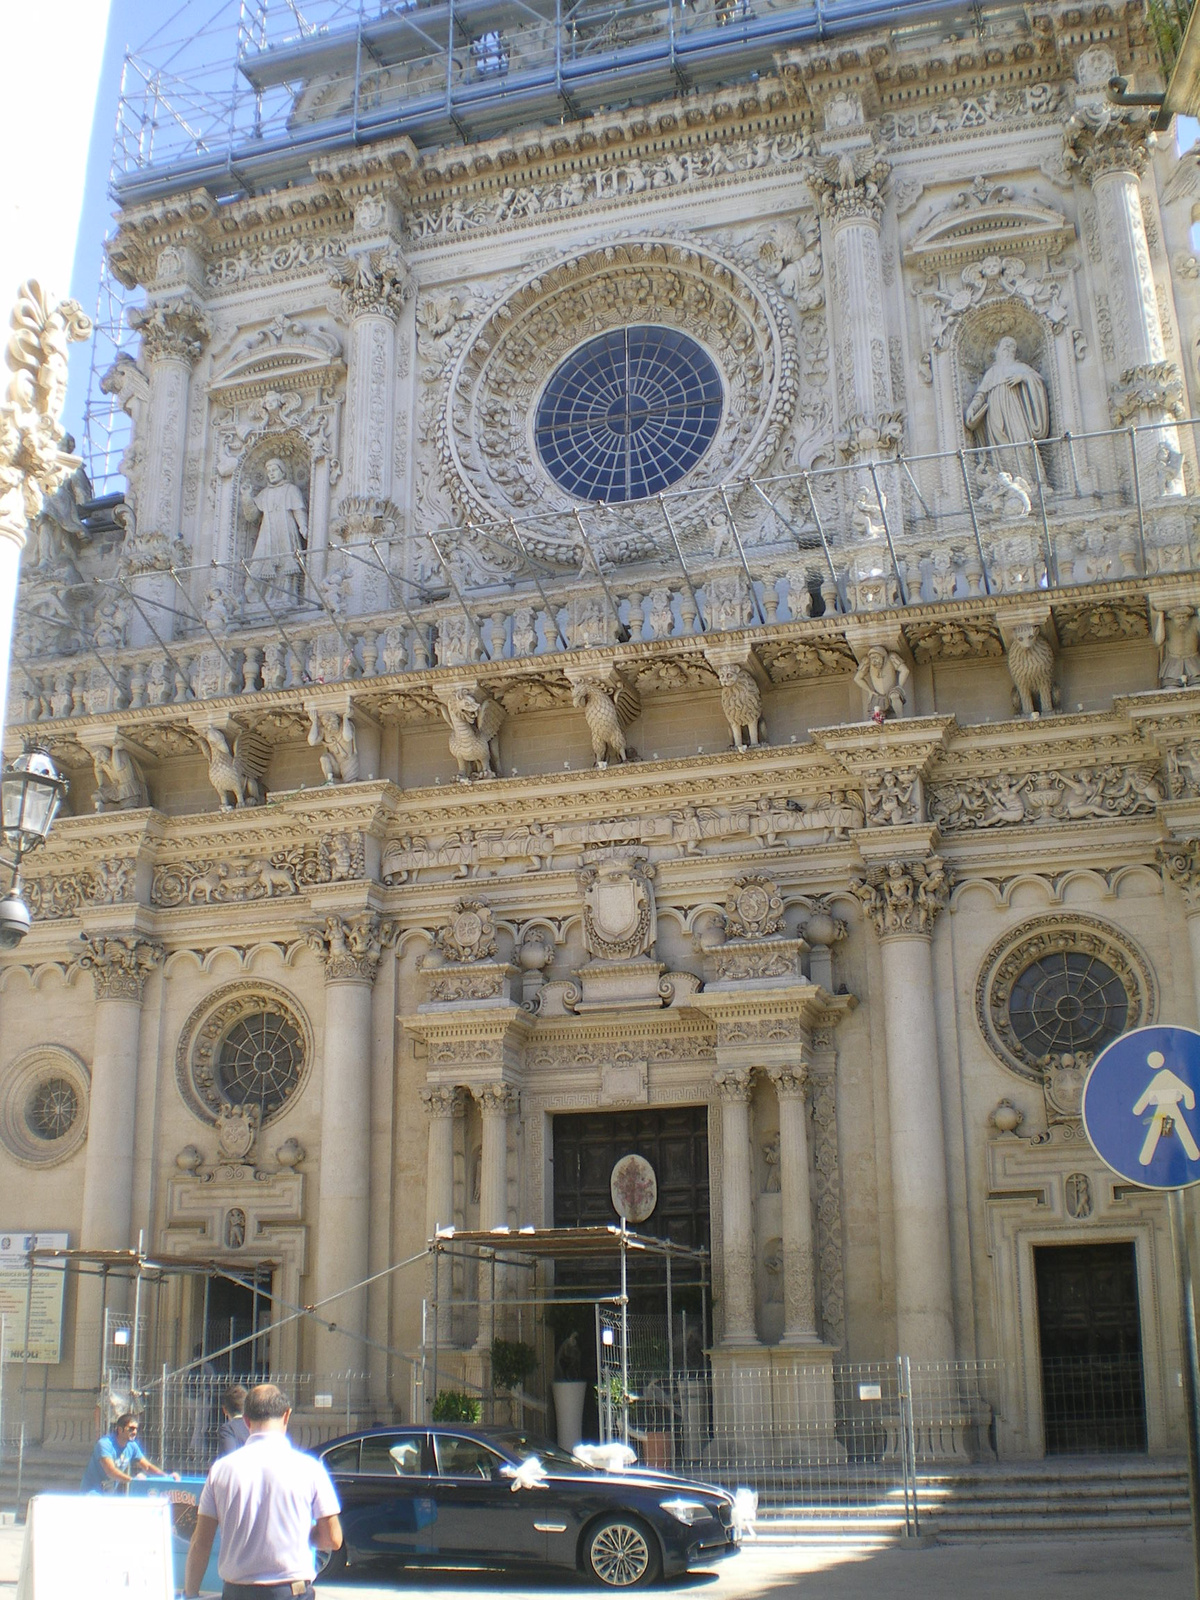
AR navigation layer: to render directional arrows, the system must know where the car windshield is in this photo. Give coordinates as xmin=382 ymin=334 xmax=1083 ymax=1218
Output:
xmin=489 ymin=1431 xmax=590 ymax=1471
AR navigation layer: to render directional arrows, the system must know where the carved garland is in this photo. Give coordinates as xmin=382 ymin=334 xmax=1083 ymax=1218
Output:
xmin=175 ymin=980 xmax=314 ymax=1126
xmin=976 ymin=913 xmax=1157 ymax=1085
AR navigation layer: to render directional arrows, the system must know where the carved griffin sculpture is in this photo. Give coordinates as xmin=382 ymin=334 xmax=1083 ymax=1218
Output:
xmin=571 ymin=675 xmax=641 ymax=768
xmin=717 ymin=664 xmax=766 ymax=752
xmin=203 ymin=725 xmax=270 ymax=809
xmin=1006 ymin=623 xmax=1058 ymax=717
xmin=441 ymin=685 xmax=504 ymax=781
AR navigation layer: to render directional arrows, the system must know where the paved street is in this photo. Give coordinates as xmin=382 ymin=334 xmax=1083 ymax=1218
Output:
xmin=1 ymin=1525 xmax=1193 ymax=1600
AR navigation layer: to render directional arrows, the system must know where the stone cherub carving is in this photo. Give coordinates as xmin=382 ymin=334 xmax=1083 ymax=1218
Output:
xmin=1006 ymin=623 xmax=1058 ymax=716
xmin=964 ymin=336 xmax=1049 ymax=483
xmin=441 ymin=684 xmax=504 ymax=781
xmin=92 ymin=740 xmax=149 ymax=811
xmin=571 ymin=674 xmax=641 ymax=768
xmin=717 ymin=664 xmax=766 ymax=752
xmin=244 ymin=457 xmax=308 ymax=585
xmin=1153 ymin=605 xmax=1200 ymax=688
xmin=853 ymin=646 xmax=909 ymax=723
xmin=308 ymin=708 xmax=360 ymax=784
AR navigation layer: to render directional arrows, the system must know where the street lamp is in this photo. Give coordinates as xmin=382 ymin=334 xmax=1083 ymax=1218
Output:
xmin=0 ymin=749 xmax=68 ymax=948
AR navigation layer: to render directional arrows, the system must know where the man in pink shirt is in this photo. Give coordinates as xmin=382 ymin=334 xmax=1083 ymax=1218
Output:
xmin=184 ymin=1383 xmax=342 ymax=1600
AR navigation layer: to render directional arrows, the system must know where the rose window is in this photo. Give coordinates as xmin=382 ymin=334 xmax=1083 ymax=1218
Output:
xmin=1007 ymin=952 xmax=1129 ymax=1059
xmin=535 ymin=326 xmax=723 ymax=503
xmin=217 ymin=1011 xmax=304 ymax=1116
xmin=25 ymin=1078 xmax=79 ymax=1141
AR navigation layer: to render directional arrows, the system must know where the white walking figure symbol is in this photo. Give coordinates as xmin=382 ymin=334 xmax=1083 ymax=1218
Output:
xmin=1132 ymin=1050 xmax=1200 ymax=1165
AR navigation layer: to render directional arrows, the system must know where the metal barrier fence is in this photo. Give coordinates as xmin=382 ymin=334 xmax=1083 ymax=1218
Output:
xmin=1040 ymin=1354 xmax=1147 ymax=1456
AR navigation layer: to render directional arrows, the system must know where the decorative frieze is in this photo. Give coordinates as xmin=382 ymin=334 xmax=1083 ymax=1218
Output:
xmin=152 ymin=831 xmax=365 ymax=907
xmin=850 ymin=856 xmax=950 ymax=939
xmin=930 ymin=764 xmax=1163 ymax=830
xmin=25 ymin=860 xmax=136 ymax=920
xmin=76 ymin=934 xmax=165 ymax=1002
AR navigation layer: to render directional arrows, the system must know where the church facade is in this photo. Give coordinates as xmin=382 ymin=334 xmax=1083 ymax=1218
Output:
xmin=3 ymin=0 xmax=1200 ymax=1461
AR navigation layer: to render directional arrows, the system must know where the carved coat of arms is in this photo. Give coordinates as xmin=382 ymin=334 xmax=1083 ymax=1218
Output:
xmin=579 ymin=856 xmax=656 ymax=961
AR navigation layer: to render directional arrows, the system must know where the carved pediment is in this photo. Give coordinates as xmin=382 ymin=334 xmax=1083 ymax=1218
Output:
xmin=905 ymin=182 xmax=1074 ymax=271
xmin=209 ymin=315 xmax=344 ymax=399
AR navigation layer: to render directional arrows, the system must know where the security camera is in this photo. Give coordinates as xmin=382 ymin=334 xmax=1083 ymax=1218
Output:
xmin=0 ymin=892 xmax=32 ymax=950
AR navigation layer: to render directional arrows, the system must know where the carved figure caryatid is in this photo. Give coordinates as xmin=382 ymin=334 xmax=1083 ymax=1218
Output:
xmin=243 ymin=457 xmax=308 ymax=586
xmin=1005 ymin=622 xmax=1058 ymax=717
xmin=717 ymin=664 xmax=766 ymax=752
xmin=853 ymin=646 xmax=909 ymax=723
xmin=308 ymin=708 xmax=360 ymax=784
xmin=571 ymin=674 xmax=640 ymax=768
xmin=1153 ymin=605 xmax=1200 ymax=689
xmin=92 ymin=739 xmax=148 ymax=812
xmin=441 ymin=684 xmax=504 ymax=781
xmin=202 ymin=723 xmax=270 ymax=809
xmin=964 ymin=336 xmax=1050 ymax=485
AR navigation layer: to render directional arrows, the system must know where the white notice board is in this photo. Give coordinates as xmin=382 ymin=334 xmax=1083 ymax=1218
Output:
xmin=17 ymin=1494 xmax=173 ymax=1600
xmin=0 ymin=1232 xmax=68 ymax=1363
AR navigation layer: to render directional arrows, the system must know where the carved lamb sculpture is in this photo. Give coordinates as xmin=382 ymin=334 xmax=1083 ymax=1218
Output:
xmin=1006 ymin=623 xmax=1058 ymax=718
xmin=717 ymin=664 xmax=766 ymax=752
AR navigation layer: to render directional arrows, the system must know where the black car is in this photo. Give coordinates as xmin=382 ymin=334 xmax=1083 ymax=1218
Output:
xmin=313 ymin=1424 xmax=744 ymax=1587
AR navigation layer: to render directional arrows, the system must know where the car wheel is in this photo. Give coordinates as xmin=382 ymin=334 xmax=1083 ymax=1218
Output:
xmin=584 ymin=1515 xmax=661 ymax=1588
xmin=314 ymin=1543 xmax=347 ymax=1583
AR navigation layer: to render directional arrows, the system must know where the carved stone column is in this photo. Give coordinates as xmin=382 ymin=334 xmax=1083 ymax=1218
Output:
xmin=334 ymin=250 xmax=413 ymax=538
xmin=1158 ymin=840 xmax=1200 ymax=1025
xmin=129 ymin=297 xmax=210 ymax=541
xmin=73 ymin=934 xmax=164 ymax=1385
xmin=769 ymin=1066 xmax=819 ymax=1346
xmin=851 ymin=856 xmax=955 ymax=1361
xmin=713 ymin=1067 xmax=759 ymax=1347
xmin=421 ymin=1085 xmax=460 ymax=1238
xmin=475 ymin=1081 xmax=517 ymax=1350
xmin=306 ymin=912 xmax=393 ymax=1381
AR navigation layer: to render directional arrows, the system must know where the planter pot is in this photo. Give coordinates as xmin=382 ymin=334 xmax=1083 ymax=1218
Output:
xmin=553 ymin=1380 xmax=587 ymax=1451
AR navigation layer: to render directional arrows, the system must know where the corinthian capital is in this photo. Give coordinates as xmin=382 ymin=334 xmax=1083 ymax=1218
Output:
xmin=420 ymin=1084 xmax=464 ymax=1119
xmin=130 ymin=297 xmax=210 ymax=365
xmin=850 ymin=855 xmax=951 ymax=939
xmin=476 ymin=1081 xmax=517 ymax=1116
xmin=77 ymin=934 xmax=165 ymax=1002
xmin=768 ymin=1064 xmax=810 ymax=1099
xmin=305 ymin=912 xmax=396 ymax=982
xmin=713 ymin=1066 xmax=754 ymax=1103
xmin=1158 ymin=840 xmax=1200 ymax=911
xmin=333 ymin=248 xmax=414 ymax=322
xmin=809 ymin=146 xmax=890 ymax=226
xmin=1064 ymin=107 xmax=1151 ymax=186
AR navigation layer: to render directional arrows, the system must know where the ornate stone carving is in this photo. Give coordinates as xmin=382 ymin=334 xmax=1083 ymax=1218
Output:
xmin=434 ymin=899 xmax=497 ymax=965
xmin=25 ymin=859 xmax=136 ymax=919
xmin=332 ymin=249 xmax=414 ymax=322
xmin=580 ymin=855 xmax=657 ymax=961
xmin=863 ymin=769 xmax=920 ymax=827
xmin=712 ymin=1066 xmax=754 ymax=1102
xmin=809 ymin=145 xmax=890 ymax=225
xmin=724 ymin=875 xmax=785 ymax=941
xmin=244 ymin=457 xmax=308 ymax=588
xmin=305 ymin=912 xmax=395 ymax=982
xmin=1005 ymin=623 xmax=1058 ymax=717
xmin=769 ymin=1065 xmax=810 ymax=1098
xmin=130 ymin=297 xmax=210 ymax=364
xmin=202 ymin=722 xmax=270 ymax=809
xmin=77 ymin=934 xmax=165 ymax=1002
xmin=1158 ymin=839 xmax=1200 ymax=909
xmin=761 ymin=1131 xmax=781 ymax=1191
xmin=1064 ymin=107 xmax=1152 ymax=186
xmin=717 ymin=664 xmax=766 ymax=752
xmin=930 ymin=764 xmax=1163 ymax=830
xmin=1166 ymin=743 xmax=1200 ymax=800
xmin=965 ymin=336 xmax=1050 ymax=477
xmin=439 ymin=684 xmax=504 ymax=781
xmin=427 ymin=967 xmax=512 ymax=1004
xmin=571 ymin=674 xmax=640 ymax=769
xmin=152 ymin=832 xmax=364 ymax=907
xmin=1152 ymin=606 xmax=1200 ymax=688
xmin=1041 ymin=1050 xmax=1091 ymax=1126
xmin=850 ymin=857 xmax=950 ymax=939
xmin=853 ymin=647 xmax=909 ymax=723
xmin=215 ymin=1102 xmax=259 ymax=1164
xmin=91 ymin=739 xmax=148 ymax=811
xmin=420 ymin=1085 xmax=463 ymax=1119
xmin=476 ymin=1081 xmax=517 ymax=1116
xmin=837 ymin=410 xmax=905 ymax=462
xmin=1109 ymin=362 xmax=1185 ymax=426
xmin=307 ymin=708 xmax=360 ymax=784
xmin=175 ymin=981 xmax=313 ymax=1126
xmin=707 ymin=941 xmax=805 ymax=983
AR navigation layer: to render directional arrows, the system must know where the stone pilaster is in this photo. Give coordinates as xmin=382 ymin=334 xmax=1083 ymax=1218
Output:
xmin=1158 ymin=840 xmax=1200 ymax=1027
xmin=129 ymin=297 xmax=210 ymax=541
xmin=333 ymin=249 xmax=413 ymax=539
xmin=305 ymin=911 xmax=395 ymax=1380
xmin=474 ymin=1080 xmax=518 ymax=1351
xmin=768 ymin=1066 xmax=819 ymax=1346
xmin=713 ymin=1066 xmax=759 ymax=1346
xmin=850 ymin=854 xmax=956 ymax=1360
xmin=421 ymin=1085 xmax=462 ymax=1349
xmin=73 ymin=934 xmax=164 ymax=1385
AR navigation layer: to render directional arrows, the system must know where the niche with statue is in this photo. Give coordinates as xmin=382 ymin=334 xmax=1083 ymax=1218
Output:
xmin=236 ymin=435 xmax=312 ymax=610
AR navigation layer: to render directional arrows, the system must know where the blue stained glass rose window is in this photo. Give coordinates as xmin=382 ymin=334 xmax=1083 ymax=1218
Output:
xmin=535 ymin=326 xmax=723 ymax=504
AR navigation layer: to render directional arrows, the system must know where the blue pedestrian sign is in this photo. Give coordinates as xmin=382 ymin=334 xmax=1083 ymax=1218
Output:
xmin=1082 ymin=1025 xmax=1200 ymax=1191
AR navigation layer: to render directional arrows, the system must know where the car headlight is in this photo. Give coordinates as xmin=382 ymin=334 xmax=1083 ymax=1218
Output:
xmin=660 ymin=1497 xmax=713 ymax=1526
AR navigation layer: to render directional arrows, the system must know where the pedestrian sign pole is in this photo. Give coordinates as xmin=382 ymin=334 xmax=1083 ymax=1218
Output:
xmin=1082 ymin=1025 xmax=1200 ymax=1600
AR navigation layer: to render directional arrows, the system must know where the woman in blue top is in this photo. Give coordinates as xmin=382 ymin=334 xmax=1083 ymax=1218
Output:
xmin=80 ymin=1414 xmax=168 ymax=1492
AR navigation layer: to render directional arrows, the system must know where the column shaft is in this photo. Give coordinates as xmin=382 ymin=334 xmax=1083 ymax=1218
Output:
xmin=347 ymin=313 xmax=397 ymax=505
xmin=1092 ymin=168 xmax=1165 ymax=373
xmin=143 ymin=356 xmax=192 ymax=538
xmin=715 ymin=1071 xmax=758 ymax=1346
xmin=773 ymin=1073 xmax=819 ymax=1345
xmin=425 ymin=1097 xmax=457 ymax=1238
xmin=1186 ymin=912 xmax=1200 ymax=1030
xmin=832 ymin=220 xmax=892 ymax=419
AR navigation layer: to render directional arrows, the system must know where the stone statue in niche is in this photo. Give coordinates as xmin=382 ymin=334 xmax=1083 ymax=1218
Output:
xmin=92 ymin=740 xmax=148 ymax=811
xmin=243 ymin=457 xmax=308 ymax=588
xmin=1153 ymin=605 xmax=1200 ymax=688
xmin=761 ymin=1133 xmax=781 ymax=1193
xmin=853 ymin=646 xmax=909 ymax=723
xmin=964 ymin=337 xmax=1050 ymax=484
xmin=224 ymin=1208 xmax=247 ymax=1249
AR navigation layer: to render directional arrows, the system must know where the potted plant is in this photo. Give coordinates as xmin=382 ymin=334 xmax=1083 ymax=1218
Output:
xmin=551 ymin=1329 xmax=588 ymax=1451
xmin=490 ymin=1338 xmax=538 ymax=1393
xmin=432 ymin=1389 xmax=480 ymax=1423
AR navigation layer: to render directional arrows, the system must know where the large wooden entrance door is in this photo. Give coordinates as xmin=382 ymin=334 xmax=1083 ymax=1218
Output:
xmin=552 ymin=1105 xmax=710 ymax=1251
xmin=1034 ymin=1242 xmax=1146 ymax=1454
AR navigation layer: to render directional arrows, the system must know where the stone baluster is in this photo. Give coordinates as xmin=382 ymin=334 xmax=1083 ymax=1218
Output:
xmin=129 ymin=298 xmax=210 ymax=544
xmin=1158 ymin=841 xmax=1200 ymax=1025
xmin=769 ymin=1065 xmax=819 ymax=1345
xmin=334 ymin=250 xmax=413 ymax=541
xmin=850 ymin=856 xmax=955 ymax=1360
xmin=713 ymin=1067 xmax=759 ymax=1346
xmin=73 ymin=934 xmax=165 ymax=1385
xmin=305 ymin=912 xmax=394 ymax=1381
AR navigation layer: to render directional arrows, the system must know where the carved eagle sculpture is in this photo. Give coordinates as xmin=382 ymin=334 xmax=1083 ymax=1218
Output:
xmin=441 ymin=685 xmax=505 ymax=781
xmin=1005 ymin=623 xmax=1059 ymax=718
xmin=204 ymin=724 xmax=271 ymax=809
xmin=571 ymin=675 xmax=641 ymax=768
xmin=717 ymin=664 xmax=766 ymax=752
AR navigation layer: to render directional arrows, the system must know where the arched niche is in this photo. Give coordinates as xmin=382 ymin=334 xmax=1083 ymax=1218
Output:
xmin=234 ymin=432 xmax=313 ymax=606
xmin=954 ymin=300 xmax=1060 ymax=491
